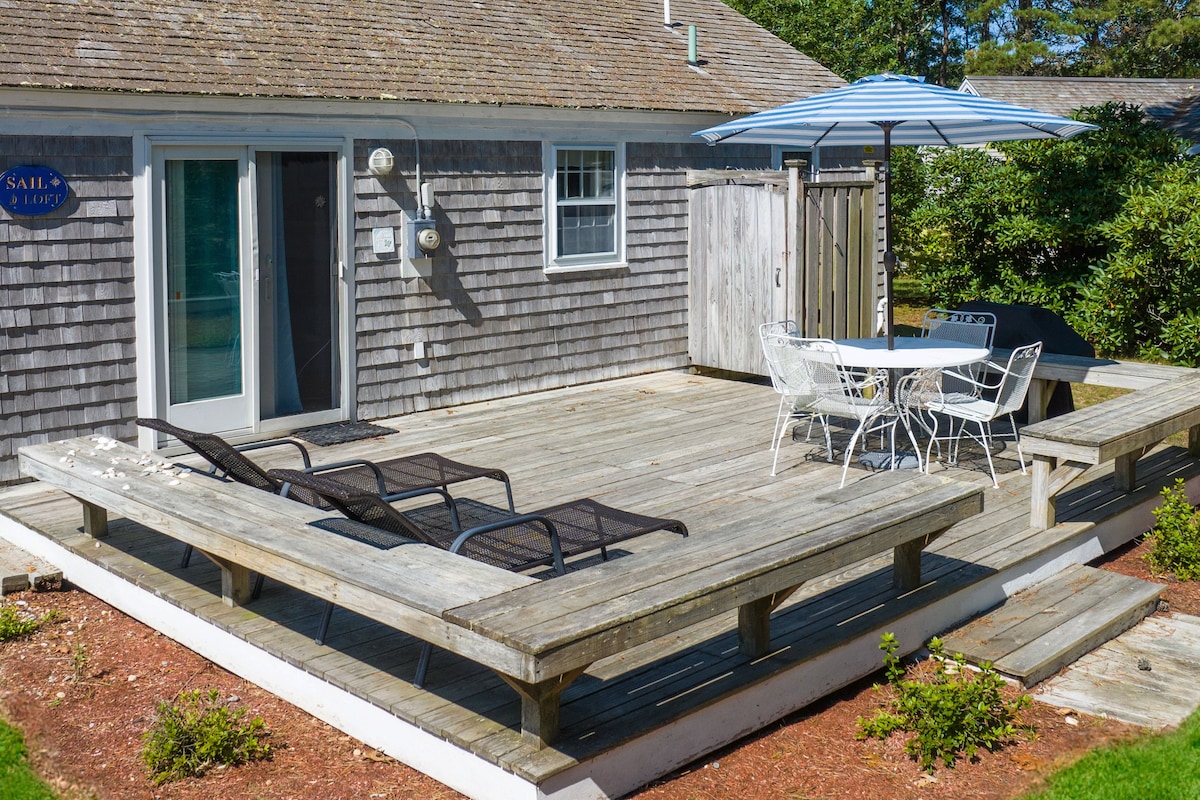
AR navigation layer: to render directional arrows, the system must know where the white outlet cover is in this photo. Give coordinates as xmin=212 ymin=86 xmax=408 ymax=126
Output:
xmin=372 ymin=227 xmax=396 ymax=255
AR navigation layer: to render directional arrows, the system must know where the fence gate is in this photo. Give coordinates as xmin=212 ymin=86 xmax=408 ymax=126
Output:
xmin=687 ymin=166 xmax=880 ymax=376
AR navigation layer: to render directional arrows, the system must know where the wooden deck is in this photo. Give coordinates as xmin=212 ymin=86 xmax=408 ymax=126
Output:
xmin=2 ymin=370 xmax=1199 ymax=800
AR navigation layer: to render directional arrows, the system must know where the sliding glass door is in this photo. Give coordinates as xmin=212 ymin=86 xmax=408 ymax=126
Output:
xmin=155 ymin=145 xmax=343 ymax=434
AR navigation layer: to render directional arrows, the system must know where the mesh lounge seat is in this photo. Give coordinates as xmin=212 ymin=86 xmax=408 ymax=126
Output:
xmin=134 ymin=417 xmax=514 ymax=586
xmin=270 ymin=467 xmax=689 ymax=685
xmin=136 ymin=418 xmax=514 ymax=512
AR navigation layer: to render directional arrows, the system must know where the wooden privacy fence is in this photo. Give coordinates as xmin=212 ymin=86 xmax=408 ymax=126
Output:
xmin=687 ymin=165 xmax=881 ymax=376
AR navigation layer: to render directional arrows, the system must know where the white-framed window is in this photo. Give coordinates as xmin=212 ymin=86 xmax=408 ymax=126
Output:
xmin=545 ymin=143 xmax=625 ymax=272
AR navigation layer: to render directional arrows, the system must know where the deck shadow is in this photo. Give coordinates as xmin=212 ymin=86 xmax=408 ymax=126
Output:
xmin=49 ymin=510 xmax=991 ymax=763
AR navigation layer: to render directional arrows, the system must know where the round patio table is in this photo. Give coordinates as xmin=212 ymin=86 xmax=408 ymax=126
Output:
xmin=833 ymin=336 xmax=989 ymax=370
xmin=831 ymin=337 xmax=991 ymax=474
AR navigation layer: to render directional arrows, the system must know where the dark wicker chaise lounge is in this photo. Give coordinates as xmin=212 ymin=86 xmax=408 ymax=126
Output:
xmin=269 ymin=467 xmax=689 ymax=685
xmin=134 ymin=417 xmax=514 ymax=596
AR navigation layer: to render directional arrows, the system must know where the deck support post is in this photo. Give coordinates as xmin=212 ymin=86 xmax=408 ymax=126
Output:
xmin=737 ymin=586 xmax=801 ymax=658
xmin=1113 ymin=445 xmax=1152 ymax=492
xmin=1189 ymin=424 xmax=1200 ymax=456
xmin=79 ymin=498 xmax=108 ymax=538
xmin=1025 ymin=379 xmax=1055 ymax=424
xmin=206 ymin=553 xmax=253 ymax=607
xmin=1030 ymin=456 xmax=1056 ymax=530
xmin=500 ymin=665 xmax=589 ymax=749
xmin=1028 ymin=455 xmax=1091 ymax=531
xmin=893 ymin=528 xmax=949 ymax=592
xmin=1113 ymin=452 xmax=1138 ymax=492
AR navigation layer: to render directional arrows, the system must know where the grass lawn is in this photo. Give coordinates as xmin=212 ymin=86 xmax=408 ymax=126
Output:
xmin=1018 ymin=708 xmax=1200 ymax=799
xmin=0 ymin=719 xmax=59 ymax=800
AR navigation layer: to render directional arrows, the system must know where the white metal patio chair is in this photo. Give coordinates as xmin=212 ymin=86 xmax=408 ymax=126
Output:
xmin=759 ymin=322 xmax=830 ymax=475
xmin=765 ymin=333 xmax=920 ymax=487
xmin=920 ymin=307 xmax=996 ymax=392
xmin=914 ymin=341 xmax=1043 ymax=487
xmin=921 ymin=307 xmax=997 ymax=347
xmin=910 ymin=308 xmax=998 ymax=451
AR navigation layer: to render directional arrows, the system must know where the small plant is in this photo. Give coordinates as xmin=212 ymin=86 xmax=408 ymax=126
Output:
xmin=857 ymin=633 xmax=1032 ymax=771
xmin=1146 ymin=479 xmax=1200 ymax=581
xmin=70 ymin=643 xmax=90 ymax=683
xmin=0 ymin=605 xmax=59 ymax=643
xmin=141 ymin=689 xmax=271 ymax=784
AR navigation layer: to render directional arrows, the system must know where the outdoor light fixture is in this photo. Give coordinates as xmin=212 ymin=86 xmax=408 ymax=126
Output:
xmin=368 ymin=147 xmax=394 ymax=176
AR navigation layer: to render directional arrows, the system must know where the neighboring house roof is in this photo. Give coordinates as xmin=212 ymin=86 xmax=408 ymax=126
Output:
xmin=0 ymin=0 xmax=843 ymax=115
xmin=960 ymin=76 xmax=1200 ymax=143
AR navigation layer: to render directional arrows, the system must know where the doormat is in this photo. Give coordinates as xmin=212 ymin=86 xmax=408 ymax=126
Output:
xmin=291 ymin=421 xmax=397 ymax=446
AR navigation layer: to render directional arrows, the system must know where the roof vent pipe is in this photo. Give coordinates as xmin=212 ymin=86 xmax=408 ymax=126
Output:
xmin=687 ymin=25 xmax=698 ymax=65
xmin=664 ymin=0 xmax=671 ymax=26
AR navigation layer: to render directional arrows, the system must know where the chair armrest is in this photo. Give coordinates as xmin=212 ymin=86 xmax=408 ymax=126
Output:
xmin=952 ymin=359 xmax=1012 ymax=392
xmin=235 ymin=437 xmax=313 ymax=468
xmin=450 ymin=514 xmax=567 ymax=575
xmin=306 ymin=458 xmax=388 ymax=494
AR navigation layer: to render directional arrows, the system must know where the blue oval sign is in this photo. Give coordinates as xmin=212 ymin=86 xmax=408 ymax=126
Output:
xmin=1 ymin=165 xmax=70 ymax=216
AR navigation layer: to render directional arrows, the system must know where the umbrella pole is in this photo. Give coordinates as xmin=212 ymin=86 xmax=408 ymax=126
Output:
xmin=880 ymin=122 xmax=896 ymax=350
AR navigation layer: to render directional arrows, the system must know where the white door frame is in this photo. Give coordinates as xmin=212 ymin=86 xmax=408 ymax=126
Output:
xmin=133 ymin=133 xmax=354 ymax=449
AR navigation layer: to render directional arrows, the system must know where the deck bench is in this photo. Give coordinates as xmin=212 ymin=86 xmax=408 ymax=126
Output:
xmin=18 ymin=437 xmax=540 ymax=666
xmin=991 ymin=348 xmax=1198 ymax=423
xmin=444 ymin=473 xmax=982 ymax=746
xmin=19 ymin=437 xmax=982 ymax=750
xmin=1021 ymin=372 xmax=1200 ymax=529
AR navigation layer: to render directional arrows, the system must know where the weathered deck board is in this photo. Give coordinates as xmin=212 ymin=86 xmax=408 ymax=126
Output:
xmin=1036 ymin=614 xmax=1200 ymax=728
xmin=941 ymin=563 xmax=1163 ymax=686
xmin=4 ymin=370 xmax=1200 ymax=797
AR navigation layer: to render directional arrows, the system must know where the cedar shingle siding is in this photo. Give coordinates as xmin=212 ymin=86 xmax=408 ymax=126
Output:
xmin=352 ymin=139 xmax=770 ymax=418
xmin=0 ymin=137 xmax=136 ymax=483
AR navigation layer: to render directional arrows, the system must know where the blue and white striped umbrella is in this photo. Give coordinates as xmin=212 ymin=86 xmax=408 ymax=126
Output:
xmin=694 ymin=73 xmax=1098 ymax=348
xmin=694 ymin=72 xmax=1097 ymax=148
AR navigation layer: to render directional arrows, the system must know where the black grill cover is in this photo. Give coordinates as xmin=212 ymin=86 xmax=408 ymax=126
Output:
xmin=956 ymin=301 xmax=1094 ymax=421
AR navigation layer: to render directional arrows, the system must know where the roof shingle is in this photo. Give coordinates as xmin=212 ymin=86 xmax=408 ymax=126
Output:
xmin=961 ymin=76 xmax=1200 ymax=142
xmin=1 ymin=0 xmax=844 ymax=114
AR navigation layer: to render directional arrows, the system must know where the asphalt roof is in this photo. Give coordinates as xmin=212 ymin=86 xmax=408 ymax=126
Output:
xmin=1 ymin=0 xmax=844 ymax=115
xmin=961 ymin=76 xmax=1200 ymax=142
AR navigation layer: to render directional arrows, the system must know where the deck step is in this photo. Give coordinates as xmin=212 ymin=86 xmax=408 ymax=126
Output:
xmin=0 ymin=539 xmax=63 ymax=595
xmin=941 ymin=563 xmax=1164 ymax=687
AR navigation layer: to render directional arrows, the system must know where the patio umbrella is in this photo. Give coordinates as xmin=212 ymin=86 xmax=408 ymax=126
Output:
xmin=693 ymin=72 xmax=1098 ymax=349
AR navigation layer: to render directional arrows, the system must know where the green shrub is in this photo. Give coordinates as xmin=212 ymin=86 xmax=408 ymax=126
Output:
xmin=0 ymin=605 xmax=60 ymax=643
xmin=1145 ymin=479 xmax=1200 ymax=580
xmin=857 ymin=633 xmax=1032 ymax=771
xmin=141 ymin=689 xmax=271 ymax=785
xmin=1073 ymin=159 xmax=1200 ymax=365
